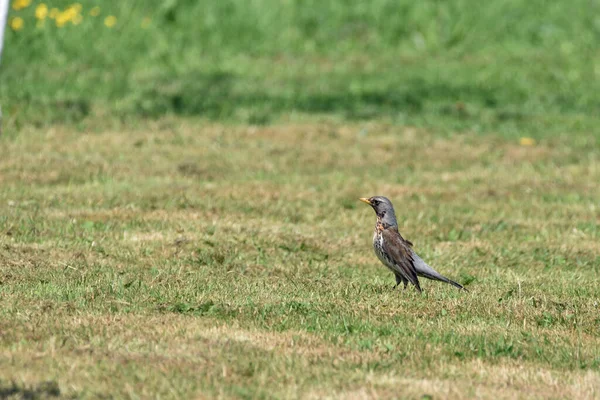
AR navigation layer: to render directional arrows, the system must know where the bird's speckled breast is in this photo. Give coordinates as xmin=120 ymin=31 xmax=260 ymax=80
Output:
xmin=372 ymin=219 xmax=394 ymax=271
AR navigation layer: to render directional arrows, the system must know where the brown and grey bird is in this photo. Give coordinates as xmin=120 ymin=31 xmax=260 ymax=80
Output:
xmin=360 ymin=196 xmax=467 ymax=292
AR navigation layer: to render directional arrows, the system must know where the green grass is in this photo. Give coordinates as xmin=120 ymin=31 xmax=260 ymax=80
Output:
xmin=1 ymin=121 xmax=599 ymax=398
xmin=2 ymin=0 xmax=600 ymax=137
xmin=1 ymin=1 xmax=600 ymax=398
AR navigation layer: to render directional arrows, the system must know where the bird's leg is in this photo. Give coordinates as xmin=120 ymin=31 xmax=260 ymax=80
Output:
xmin=393 ymin=274 xmax=403 ymax=290
xmin=394 ymin=273 xmax=409 ymax=290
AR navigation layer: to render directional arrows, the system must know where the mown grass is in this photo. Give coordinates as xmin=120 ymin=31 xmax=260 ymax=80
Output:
xmin=2 ymin=0 xmax=600 ymax=138
xmin=2 ymin=0 xmax=600 ymax=398
xmin=1 ymin=120 xmax=599 ymax=398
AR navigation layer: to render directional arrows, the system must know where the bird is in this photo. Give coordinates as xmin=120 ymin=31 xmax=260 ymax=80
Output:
xmin=359 ymin=196 xmax=467 ymax=292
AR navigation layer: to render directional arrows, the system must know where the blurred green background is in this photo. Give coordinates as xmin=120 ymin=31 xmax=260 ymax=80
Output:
xmin=2 ymin=0 xmax=600 ymax=137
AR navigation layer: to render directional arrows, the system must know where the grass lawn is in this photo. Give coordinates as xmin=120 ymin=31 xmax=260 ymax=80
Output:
xmin=1 ymin=119 xmax=599 ymax=398
xmin=2 ymin=0 xmax=600 ymax=398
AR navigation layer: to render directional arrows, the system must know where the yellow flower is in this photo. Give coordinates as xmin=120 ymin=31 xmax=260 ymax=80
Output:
xmin=53 ymin=4 xmax=82 ymax=26
xmin=90 ymin=6 xmax=100 ymax=16
xmin=104 ymin=15 xmax=117 ymax=28
xmin=141 ymin=16 xmax=151 ymax=29
xmin=12 ymin=0 xmax=31 ymax=11
xmin=49 ymin=8 xmax=59 ymax=19
xmin=9 ymin=16 xmax=24 ymax=31
xmin=519 ymin=137 xmax=536 ymax=147
xmin=56 ymin=12 xmax=70 ymax=27
xmin=66 ymin=9 xmax=76 ymax=20
xmin=35 ymin=3 xmax=48 ymax=20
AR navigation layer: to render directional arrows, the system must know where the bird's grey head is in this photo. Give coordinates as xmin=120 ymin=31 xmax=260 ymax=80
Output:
xmin=359 ymin=196 xmax=398 ymax=228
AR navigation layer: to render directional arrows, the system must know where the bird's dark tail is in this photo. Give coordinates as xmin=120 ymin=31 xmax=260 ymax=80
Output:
xmin=411 ymin=252 xmax=468 ymax=291
xmin=418 ymin=271 xmax=468 ymax=291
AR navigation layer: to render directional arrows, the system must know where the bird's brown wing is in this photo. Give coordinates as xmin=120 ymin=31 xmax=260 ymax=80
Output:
xmin=381 ymin=228 xmax=422 ymax=292
xmin=402 ymin=235 xmax=414 ymax=247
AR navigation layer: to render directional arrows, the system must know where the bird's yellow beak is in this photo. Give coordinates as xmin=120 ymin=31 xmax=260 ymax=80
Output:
xmin=359 ymin=197 xmax=371 ymax=205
